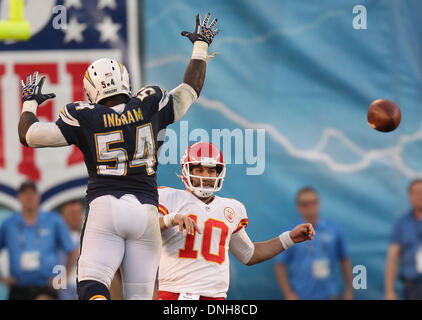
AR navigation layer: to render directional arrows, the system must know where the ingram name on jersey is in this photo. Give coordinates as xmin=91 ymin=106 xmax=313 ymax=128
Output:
xmin=55 ymin=86 xmax=174 ymax=206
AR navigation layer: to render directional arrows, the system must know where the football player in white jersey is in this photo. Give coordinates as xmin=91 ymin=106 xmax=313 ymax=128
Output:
xmin=157 ymin=142 xmax=316 ymax=300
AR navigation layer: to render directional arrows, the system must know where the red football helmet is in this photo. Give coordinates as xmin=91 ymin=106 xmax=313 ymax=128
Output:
xmin=180 ymin=142 xmax=226 ymax=198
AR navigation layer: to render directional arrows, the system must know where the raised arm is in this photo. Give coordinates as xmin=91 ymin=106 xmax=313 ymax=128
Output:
xmin=18 ymin=72 xmax=68 ymax=148
xmin=170 ymin=13 xmax=220 ymax=122
xmin=181 ymin=12 xmax=219 ymax=96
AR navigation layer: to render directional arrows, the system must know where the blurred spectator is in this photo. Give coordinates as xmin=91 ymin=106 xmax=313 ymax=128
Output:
xmin=385 ymin=179 xmax=422 ymax=300
xmin=57 ymin=199 xmax=84 ymax=300
xmin=275 ymin=186 xmax=353 ymax=300
xmin=0 ymin=181 xmax=77 ymax=300
xmin=0 ymin=209 xmax=12 ymax=300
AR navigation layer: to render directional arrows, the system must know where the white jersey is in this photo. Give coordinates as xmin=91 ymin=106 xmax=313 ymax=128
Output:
xmin=157 ymin=187 xmax=249 ymax=298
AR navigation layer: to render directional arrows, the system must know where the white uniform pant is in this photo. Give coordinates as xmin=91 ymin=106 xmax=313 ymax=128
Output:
xmin=77 ymin=194 xmax=162 ymax=300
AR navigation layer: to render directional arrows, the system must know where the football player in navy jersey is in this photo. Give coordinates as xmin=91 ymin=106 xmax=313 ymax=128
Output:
xmin=17 ymin=13 xmax=220 ymax=300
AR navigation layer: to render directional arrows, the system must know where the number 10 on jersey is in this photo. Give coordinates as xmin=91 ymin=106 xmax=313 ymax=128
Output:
xmin=95 ymin=123 xmax=156 ymax=176
xmin=179 ymin=215 xmax=229 ymax=264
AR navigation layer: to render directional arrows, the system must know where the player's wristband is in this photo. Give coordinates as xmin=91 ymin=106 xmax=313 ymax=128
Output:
xmin=21 ymin=100 xmax=38 ymax=114
xmin=191 ymin=41 xmax=209 ymax=61
xmin=279 ymin=231 xmax=294 ymax=250
xmin=163 ymin=212 xmax=178 ymax=228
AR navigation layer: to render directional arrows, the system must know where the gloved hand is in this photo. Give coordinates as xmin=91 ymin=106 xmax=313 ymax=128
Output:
xmin=181 ymin=12 xmax=220 ymax=45
xmin=20 ymin=71 xmax=56 ymax=105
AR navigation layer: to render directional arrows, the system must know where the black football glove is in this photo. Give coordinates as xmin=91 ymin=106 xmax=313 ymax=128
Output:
xmin=181 ymin=12 xmax=220 ymax=45
xmin=20 ymin=71 xmax=56 ymax=105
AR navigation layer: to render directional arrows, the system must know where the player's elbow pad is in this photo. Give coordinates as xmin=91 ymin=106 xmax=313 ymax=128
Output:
xmin=170 ymin=83 xmax=198 ymax=122
xmin=229 ymin=228 xmax=255 ymax=265
xmin=26 ymin=122 xmax=69 ymax=148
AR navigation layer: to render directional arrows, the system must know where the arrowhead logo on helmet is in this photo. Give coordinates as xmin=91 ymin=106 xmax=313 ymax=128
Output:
xmin=83 ymin=58 xmax=131 ymax=104
xmin=178 ymin=142 xmax=226 ymax=198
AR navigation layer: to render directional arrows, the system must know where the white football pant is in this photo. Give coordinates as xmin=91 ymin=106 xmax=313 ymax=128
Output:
xmin=77 ymin=194 xmax=162 ymax=300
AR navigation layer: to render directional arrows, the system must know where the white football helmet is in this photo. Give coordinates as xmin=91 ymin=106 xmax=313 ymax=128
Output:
xmin=83 ymin=58 xmax=131 ymax=104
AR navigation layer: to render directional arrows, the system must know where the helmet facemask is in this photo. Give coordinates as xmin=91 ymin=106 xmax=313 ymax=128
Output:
xmin=179 ymin=142 xmax=226 ymax=198
xmin=181 ymin=160 xmax=226 ymax=198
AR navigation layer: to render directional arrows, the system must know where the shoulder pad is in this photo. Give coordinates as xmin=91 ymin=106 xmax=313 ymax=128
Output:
xmin=158 ymin=186 xmax=177 ymax=196
xmin=134 ymin=85 xmax=166 ymax=101
xmin=59 ymin=101 xmax=93 ymax=127
xmin=134 ymin=85 xmax=172 ymax=113
xmin=226 ymin=198 xmax=248 ymax=220
xmin=72 ymin=101 xmax=96 ymax=110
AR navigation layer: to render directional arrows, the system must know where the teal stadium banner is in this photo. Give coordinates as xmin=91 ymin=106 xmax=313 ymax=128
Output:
xmin=146 ymin=0 xmax=422 ymax=299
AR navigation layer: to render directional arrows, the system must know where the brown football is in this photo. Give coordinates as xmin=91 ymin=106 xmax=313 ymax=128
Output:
xmin=367 ymin=99 xmax=401 ymax=132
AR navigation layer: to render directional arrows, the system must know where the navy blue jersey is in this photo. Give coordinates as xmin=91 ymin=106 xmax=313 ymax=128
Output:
xmin=55 ymin=86 xmax=174 ymax=206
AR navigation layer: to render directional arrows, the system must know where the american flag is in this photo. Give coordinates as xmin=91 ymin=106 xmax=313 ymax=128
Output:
xmin=0 ymin=0 xmax=142 ymax=210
